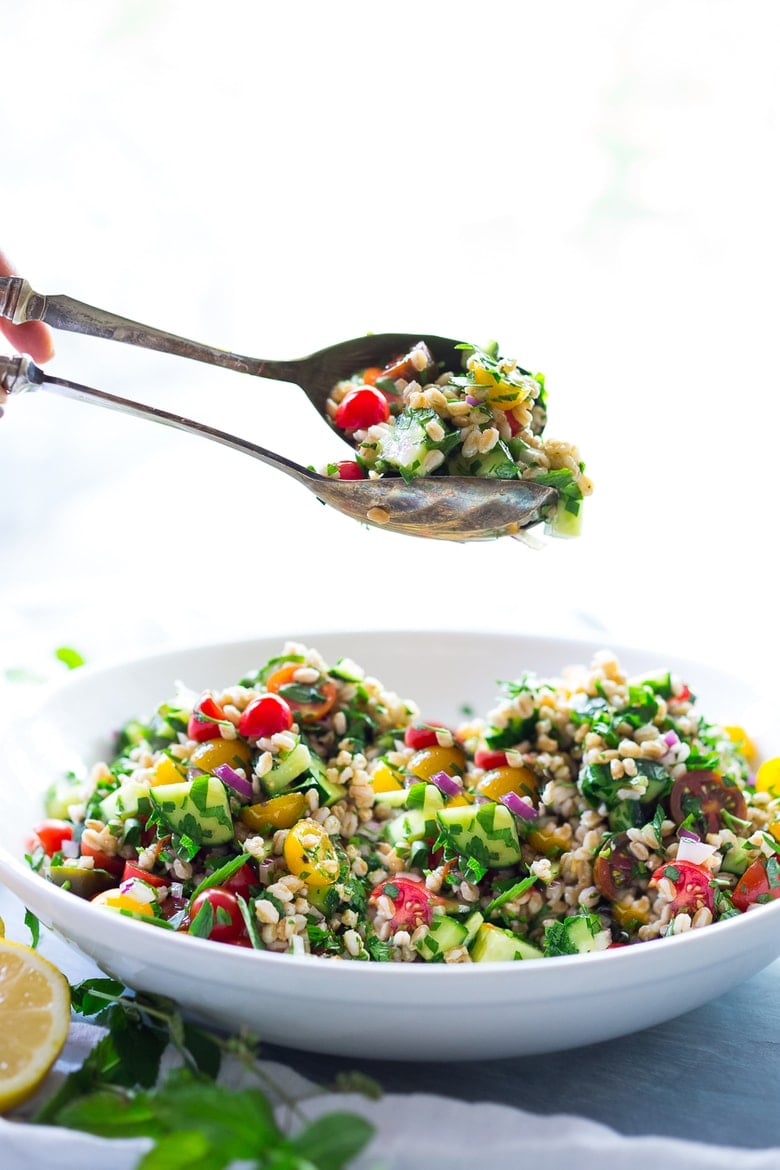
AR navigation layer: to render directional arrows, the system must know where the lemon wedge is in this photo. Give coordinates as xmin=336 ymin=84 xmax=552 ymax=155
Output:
xmin=0 ymin=938 xmax=71 ymax=1112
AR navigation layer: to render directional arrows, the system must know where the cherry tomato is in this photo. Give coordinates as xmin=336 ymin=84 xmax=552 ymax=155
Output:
xmin=265 ymin=664 xmax=338 ymax=723
xmin=189 ymin=887 xmax=244 ymax=942
xmin=379 ymin=342 xmax=435 ymax=385
xmin=333 ymin=460 xmax=366 ymax=480
xmin=593 ymin=833 xmax=646 ymax=901
xmin=238 ymin=693 xmax=294 ymax=739
xmin=334 ymin=386 xmax=390 ymax=431
xmin=187 ymin=692 xmax=228 ymax=742
xmin=122 ymin=861 xmax=168 ymax=888
xmin=30 ymin=818 xmax=73 ymax=856
xmin=670 ymin=770 xmax=747 ymax=834
xmin=403 ymin=722 xmax=450 ymax=750
xmin=222 ymin=861 xmax=258 ymax=899
xmin=370 ymin=877 xmax=435 ymax=930
xmin=650 ymin=859 xmax=715 ymax=913
xmin=80 ymin=840 xmax=124 ymax=877
xmin=474 ymin=747 xmax=509 ymax=770
xmin=732 ymin=858 xmax=780 ymax=913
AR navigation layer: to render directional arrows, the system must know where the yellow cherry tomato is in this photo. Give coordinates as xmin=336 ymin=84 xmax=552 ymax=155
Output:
xmin=152 ymin=755 xmax=187 ymax=786
xmin=723 ymin=725 xmax=758 ymax=766
xmin=527 ymin=823 xmax=572 ymax=858
xmin=91 ymin=889 xmax=156 ymax=917
xmin=755 ymin=757 xmax=780 ymax=799
xmin=612 ymin=899 xmax=649 ymax=930
xmin=476 ymin=765 xmax=538 ymax=803
xmin=240 ymin=791 xmax=307 ymax=832
xmin=371 ymin=761 xmax=405 ymax=793
xmin=283 ymin=818 xmax=340 ymax=887
xmin=189 ymin=737 xmax=252 ymax=774
xmin=407 ymin=744 xmax=466 ymax=782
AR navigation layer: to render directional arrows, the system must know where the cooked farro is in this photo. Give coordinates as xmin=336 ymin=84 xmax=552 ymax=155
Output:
xmin=31 ymin=641 xmax=780 ymax=962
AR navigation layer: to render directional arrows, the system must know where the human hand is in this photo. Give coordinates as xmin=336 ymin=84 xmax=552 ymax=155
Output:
xmin=0 ymin=250 xmax=55 ymax=365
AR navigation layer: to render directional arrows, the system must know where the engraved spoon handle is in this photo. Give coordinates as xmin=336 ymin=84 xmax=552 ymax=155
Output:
xmin=0 ymin=276 xmax=302 ymax=384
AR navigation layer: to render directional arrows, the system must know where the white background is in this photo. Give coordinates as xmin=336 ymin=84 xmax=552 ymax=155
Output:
xmin=1 ymin=0 xmax=779 ymax=690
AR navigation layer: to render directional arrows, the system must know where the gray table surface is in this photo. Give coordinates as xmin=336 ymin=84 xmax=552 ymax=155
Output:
xmin=265 ymin=960 xmax=780 ymax=1151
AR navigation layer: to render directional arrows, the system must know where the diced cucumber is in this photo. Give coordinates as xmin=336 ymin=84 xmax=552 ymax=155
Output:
xmin=149 ymin=774 xmax=234 ymax=845
xmin=545 ymin=499 xmax=583 ymax=539
xmin=373 ymin=787 xmax=410 ymax=808
xmin=435 ymin=802 xmax=522 ymax=868
xmin=261 ymin=739 xmax=312 ymax=796
xmin=469 ymin=922 xmax=543 ymax=962
xmin=293 ymin=751 xmax=346 ymax=807
xmin=720 ymin=837 xmax=760 ymax=876
xmin=462 ymin=910 xmax=484 ymax=948
xmin=44 ymin=776 xmax=87 ymax=819
xmin=543 ymin=911 xmax=609 ymax=956
xmin=375 ymin=408 xmax=457 ymax=479
xmin=99 ymin=779 xmax=152 ymax=824
xmin=385 ymin=808 xmax=430 ymax=846
xmin=416 ymin=913 xmax=468 ymax=962
xmin=446 ymin=438 xmax=519 ymax=479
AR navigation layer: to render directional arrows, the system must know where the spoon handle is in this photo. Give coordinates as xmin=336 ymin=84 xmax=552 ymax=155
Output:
xmin=0 ymin=276 xmax=302 ymax=385
xmin=0 ymin=353 xmax=314 ymax=489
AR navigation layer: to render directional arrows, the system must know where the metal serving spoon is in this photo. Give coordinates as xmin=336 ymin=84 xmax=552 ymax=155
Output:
xmin=0 ymin=275 xmax=473 ymax=436
xmin=0 ymin=355 xmax=557 ymax=542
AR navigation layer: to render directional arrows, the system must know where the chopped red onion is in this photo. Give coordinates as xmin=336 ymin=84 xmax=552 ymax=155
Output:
xmin=61 ymin=839 xmax=80 ymax=859
xmin=213 ymin=762 xmax=254 ymax=800
xmin=170 ymin=881 xmax=184 ymax=899
xmin=465 ymin=394 xmax=481 ymax=406
xmin=500 ymin=792 xmax=538 ymax=820
xmin=664 ymin=730 xmax=680 ymax=747
xmin=430 ymin=770 xmax=464 ymax=798
xmin=678 ymin=828 xmax=700 ymax=842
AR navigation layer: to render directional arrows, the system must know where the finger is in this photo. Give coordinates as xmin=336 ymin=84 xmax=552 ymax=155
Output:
xmin=0 ymin=249 xmax=56 ymax=363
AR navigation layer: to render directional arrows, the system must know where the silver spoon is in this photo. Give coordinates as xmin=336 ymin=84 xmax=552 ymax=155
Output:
xmin=0 ymin=355 xmax=557 ymax=542
xmin=0 ymin=275 xmax=503 ymax=439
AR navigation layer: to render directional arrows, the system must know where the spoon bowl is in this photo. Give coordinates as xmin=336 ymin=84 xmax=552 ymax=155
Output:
xmin=0 ymin=355 xmax=558 ymax=542
xmin=0 ymin=275 xmax=471 ymax=440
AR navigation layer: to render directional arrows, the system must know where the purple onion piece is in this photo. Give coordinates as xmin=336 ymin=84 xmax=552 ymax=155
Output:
xmin=465 ymin=394 xmax=482 ymax=406
xmin=213 ymin=762 xmax=254 ymax=801
xmin=678 ymin=827 xmax=700 ymax=842
xmin=500 ymin=792 xmax=538 ymax=820
xmin=664 ymin=730 xmax=680 ymax=747
xmin=430 ymin=770 xmax=464 ymax=797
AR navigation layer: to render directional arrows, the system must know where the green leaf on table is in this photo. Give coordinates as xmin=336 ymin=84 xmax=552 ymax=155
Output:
xmin=55 ymin=646 xmax=86 ymax=670
xmin=288 ymin=1111 xmax=375 ymax=1170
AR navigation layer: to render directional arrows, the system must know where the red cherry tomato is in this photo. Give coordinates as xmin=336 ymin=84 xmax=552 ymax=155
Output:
xmin=189 ymin=887 xmax=245 ymax=942
xmin=223 ymin=861 xmax=258 ymax=899
xmin=670 ymin=770 xmax=747 ymax=835
xmin=732 ymin=858 xmax=780 ymax=913
xmin=593 ymin=833 xmax=644 ymax=901
xmin=122 ymin=861 xmax=169 ymax=888
xmin=650 ymin=859 xmax=715 ymax=913
xmin=238 ymin=693 xmax=294 ymax=739
xmin=187 ymin=692 xmax=228 ymax=742
xmin=370 ymin=877 xmax=436 ymax=930
xmin=334 ymin=386 xmax=390 ymax=431
xmin=403 ymin=722 xmax=450 ymax=751
xmin=333 ymin=460 xmax=366 ymax=480
xmin=30 ymin=819 xmax=73 ymax=856
xmin=266 ymin=664 xmax=338 ymax=723
xmin=474 ymin=747 xmax=510 ymax=770
xmin=80 ymin=840 xmax=124 ymax=877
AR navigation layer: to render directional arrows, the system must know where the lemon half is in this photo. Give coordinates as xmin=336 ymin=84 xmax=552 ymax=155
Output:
xmin=0 ymin=938 xmax=71 ymax=1112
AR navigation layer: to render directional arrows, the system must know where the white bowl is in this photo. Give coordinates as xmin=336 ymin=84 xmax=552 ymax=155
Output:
xmin=1 ymin=630 xmax=779 ymax=1061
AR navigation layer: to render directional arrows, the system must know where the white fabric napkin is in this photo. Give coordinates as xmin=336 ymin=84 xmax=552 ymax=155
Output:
xmin=4 ymin=1021 xmax=780 ymax=1170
